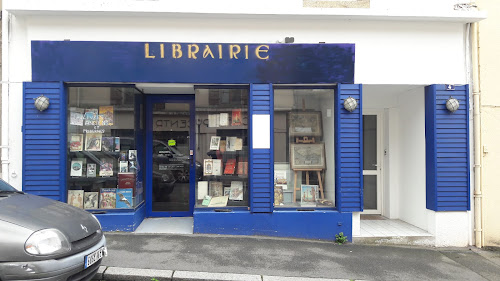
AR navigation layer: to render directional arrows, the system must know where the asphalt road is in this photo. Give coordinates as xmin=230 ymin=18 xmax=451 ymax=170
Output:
xmin=102 ymin=233 xmax=500 ymax=281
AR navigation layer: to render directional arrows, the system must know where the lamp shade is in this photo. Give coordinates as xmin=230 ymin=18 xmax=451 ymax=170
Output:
xmin=34 ymin=95 xmax=50 ymax=112
xmin=343 ymin=96 xmax=358 ymax=112
xmin=446 ymin=96 xmax=460 ymax=113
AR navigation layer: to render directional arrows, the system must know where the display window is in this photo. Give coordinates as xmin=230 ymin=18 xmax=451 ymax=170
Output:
xmin=273 ymin=88 xmax=335 ymax=208
xmin=66 ymin=86 xmax=144 ymax=210
xmin=195 ymin=88 xmax=249 ymax=207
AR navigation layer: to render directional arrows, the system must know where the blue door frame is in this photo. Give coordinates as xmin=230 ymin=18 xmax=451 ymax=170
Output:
xmin=145 ymin=95 xmax=196 ymax=217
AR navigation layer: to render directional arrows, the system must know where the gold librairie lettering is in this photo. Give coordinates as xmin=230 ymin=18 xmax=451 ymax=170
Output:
xmin=144 ymin=43 xmax=269 ymax=60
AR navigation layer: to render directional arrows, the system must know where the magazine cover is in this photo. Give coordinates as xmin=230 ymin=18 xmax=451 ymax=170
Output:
xmin=69 ymin=134 xmax=84 ymax=152
xmin=120 ymin=151 xmax=127 ymax=161
xmin=226 ymin=137 xmax=237 ymax=152
xmin=128 ymin=150 xmax=137 ymax=161
xmin=98 ymin=106 xmax=114 ymax=126
xmin=101 ymin=137 xmax=115 ymax=152
xmin=70 ymin=160 xmax=83 ymax=177
xmin=219 ymin=113 xmax=229 ymax=126
xmin=197 ymin=181 xmax=208 ymax=200
xmin=209 ymin=181 xmax=223 ymax=197
xmin=99 ymin=188 xmax=116 ymax=209
xmin=129 ymin=161 xmax=138 ymax=173
xmin=231 ymin=109 xmax=242 ymax=126
xmin=119 ymin=161 xmax=128 ymax=173
xmin=229 ymin=181 xmax=244 ymax=201
xmin=85 ymin=133 xmax=102 ymax=151
xmin=99 ymin=158 xmax=114 ymax=177
xmin=83 ymin=192 xmax=99 ymax=209
xmin=69 ymin=108 xmax=84 ymax=126
xmin=203 ymin=159 xmax=213 ymax=176
xmin=210 ymin=136 xmax=221 ymax=150
xmin=68 ymin=190 xmax=84 ymax=208
xmin=116 ymin=188 xmax=133 ymax=209
xmin=87 ymin=163 xmax=97 ymax=177
xmin=114 ymin=137 xmax=120 ymax=152
xmin=84 ymin=108 xmax=98 ymax=126
xmin=212 ymin=159 xmax=222 ymax=176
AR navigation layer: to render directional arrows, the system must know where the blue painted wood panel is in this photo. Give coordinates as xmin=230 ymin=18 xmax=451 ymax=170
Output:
xmin=32 ymin=41 xmax=355 ymax=84
xmin=23 ymin=82 xmax=66 ymax=201
xmin=335 ymin=84 xmax=363 ymax=212
xmin=425 ymin=85 xmax=470 ymax=211
xmin=249 ymin=84 xmax=273 ymax=213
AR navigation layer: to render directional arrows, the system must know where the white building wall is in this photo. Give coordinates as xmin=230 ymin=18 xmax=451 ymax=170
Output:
xmin=2 ymin=0 xmax=480 ymax=246
xmin=397 ymin=89 xmax=427 ymax=230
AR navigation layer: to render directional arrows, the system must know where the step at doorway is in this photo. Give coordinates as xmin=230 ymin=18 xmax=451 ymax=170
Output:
xmin=135 ymin=217 xmax=194 ymax=234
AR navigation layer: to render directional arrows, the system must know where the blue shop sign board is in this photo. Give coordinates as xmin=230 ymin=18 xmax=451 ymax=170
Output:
xmin=31 ymin=41 xmax=355 ymax=84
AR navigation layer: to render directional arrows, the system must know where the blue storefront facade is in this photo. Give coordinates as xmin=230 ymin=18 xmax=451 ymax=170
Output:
xmin=21 ymin=41 xmax=470 ymax=242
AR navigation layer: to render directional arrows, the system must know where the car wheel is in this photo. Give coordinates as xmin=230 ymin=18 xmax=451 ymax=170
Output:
xmin=175 ymin=170 xmax=189 ymax=183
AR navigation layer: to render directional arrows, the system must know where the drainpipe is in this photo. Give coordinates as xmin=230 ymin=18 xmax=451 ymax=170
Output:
xmin=471 ymin=22 xmax=483 ymax=248
xmin=1 ymin=11 xmax=10 ymax=183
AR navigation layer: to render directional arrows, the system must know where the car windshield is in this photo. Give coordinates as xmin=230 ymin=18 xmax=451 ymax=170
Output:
xmin=0 ymin=180 xmax=18 ymax=192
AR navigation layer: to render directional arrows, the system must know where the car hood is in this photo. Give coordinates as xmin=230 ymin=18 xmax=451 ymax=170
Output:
xmin=0 ymin=193 xmax=100 ymax=242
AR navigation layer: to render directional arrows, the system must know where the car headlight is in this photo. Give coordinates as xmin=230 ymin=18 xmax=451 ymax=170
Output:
xmin=25 ymin=229 xmax=71 ymax=255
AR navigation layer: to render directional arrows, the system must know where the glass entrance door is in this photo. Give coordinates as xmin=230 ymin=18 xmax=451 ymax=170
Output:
xmin=362 ymin=111 xmax=382 ymax=214
xmin=146 ymin=95 xmax=195 ymax=217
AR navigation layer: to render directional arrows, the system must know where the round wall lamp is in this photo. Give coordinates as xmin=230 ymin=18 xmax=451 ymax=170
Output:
xmin=343 ymin=96 xmax=358 ymax=112
xmin=34 ymin=95 xmax=50 ymax=112
xmin=446 ymin=96 xmax=460 ymax=113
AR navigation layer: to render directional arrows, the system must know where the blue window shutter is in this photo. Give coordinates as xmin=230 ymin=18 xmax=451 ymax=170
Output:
xmin=249 ymin=84 xmax=273 ymax=213
xmin=335 ymin=84 xmax=363 ymax=212
xmin=23 ymin=82 xmax=66 ymax=201
xmin=425 ymin=85 xmax=470 ymax=211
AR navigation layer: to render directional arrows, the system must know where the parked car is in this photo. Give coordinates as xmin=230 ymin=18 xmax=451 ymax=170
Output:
xmin=0 ymin=180 xmax=106 ymax=281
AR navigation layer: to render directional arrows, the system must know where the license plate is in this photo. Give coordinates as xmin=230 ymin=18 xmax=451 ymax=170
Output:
xmin=84 ymin=246 xmax=107 ymax=269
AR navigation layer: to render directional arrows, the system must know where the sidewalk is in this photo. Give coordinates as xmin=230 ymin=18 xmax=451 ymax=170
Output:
xmin=95 ymin=232 xmax=500 ymax=281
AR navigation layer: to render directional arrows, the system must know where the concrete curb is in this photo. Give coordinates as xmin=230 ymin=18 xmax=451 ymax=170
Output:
xmin=94 ymin=266 xmax=364 ymax=281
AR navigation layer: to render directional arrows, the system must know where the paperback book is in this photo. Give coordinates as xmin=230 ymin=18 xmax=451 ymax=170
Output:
xmin=114 ymin=137 xmax=120 ymax=152
xmin=212 ymin=159 xmax=222 ymax=176
xmin=85 ymin=133 xmax=102 ymax=151
xmin=229 ymin=181 xmax=244 ymax=201
xmin=224 ymin=159 xmax=237 ymax=175
xmin=119 ymin=161 xmax=129 ymax=173
xmin=68 ymin=190 xmax=84 ymax=208
xmin=219 ymin=113 xmax=229 ymax=126
xmin=210 ymin=136 xmax=221 ymax=150
xmin=70 ymin=160 xmax=83 ymax=177
xmin=231 ymin=109 xmax=242 ymax=126
xmin=87 ymin=163 xmax=97 ymax=177
xmin=98 ymin=106 xmax=114 ymax=126
xmin=203 ymin=159 xmax=213 ymax=176
xmin=101 ymin=137 xmax=115 ymax=152
xmin=69 ymin=108 xmax=84 ymax=126
xmin=197 ymin=181 xmax=209 ymax=200
xmin=209 ymin=181 xmax=223 ymax=197
xmin=84 ymin=108 xmax=98 ymax=126
xmin=99 ymin=158 xmax=113 ymax=177
xmin=83 ymin=192 xmax=99 ymax=209
xmin=116 ymin=188 xmax=133 ymax=209
xmin=69 ymin=134 xmax=84 ymax=152
xmin=100 ymin=188 xmax=116 ymax=209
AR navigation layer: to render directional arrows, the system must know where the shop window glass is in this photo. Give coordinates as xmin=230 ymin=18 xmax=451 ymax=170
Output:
xmin=273 ymin=88 xmax=335 ymax=208
xmin=195 ymin=88 xmax=249 ymax=207
xmin=67 ymin=87 xmax=144 ymax=210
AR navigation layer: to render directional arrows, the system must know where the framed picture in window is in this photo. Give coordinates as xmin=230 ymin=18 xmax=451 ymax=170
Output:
xmin=288 ymin=111 xmax=322 ymax=137
xmin=290 ymin=143 xmax=325 ymax=170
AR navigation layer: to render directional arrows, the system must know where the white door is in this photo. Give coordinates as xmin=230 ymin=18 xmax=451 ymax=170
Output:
xmin=362 ymin=111 xmax=383 ymax=214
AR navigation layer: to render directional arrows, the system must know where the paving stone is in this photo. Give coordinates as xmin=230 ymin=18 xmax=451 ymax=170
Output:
xmin=103 ymin=266 xmax=173 ymax=281
xmin=173 ymin=270 xmax=261 ymax=281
